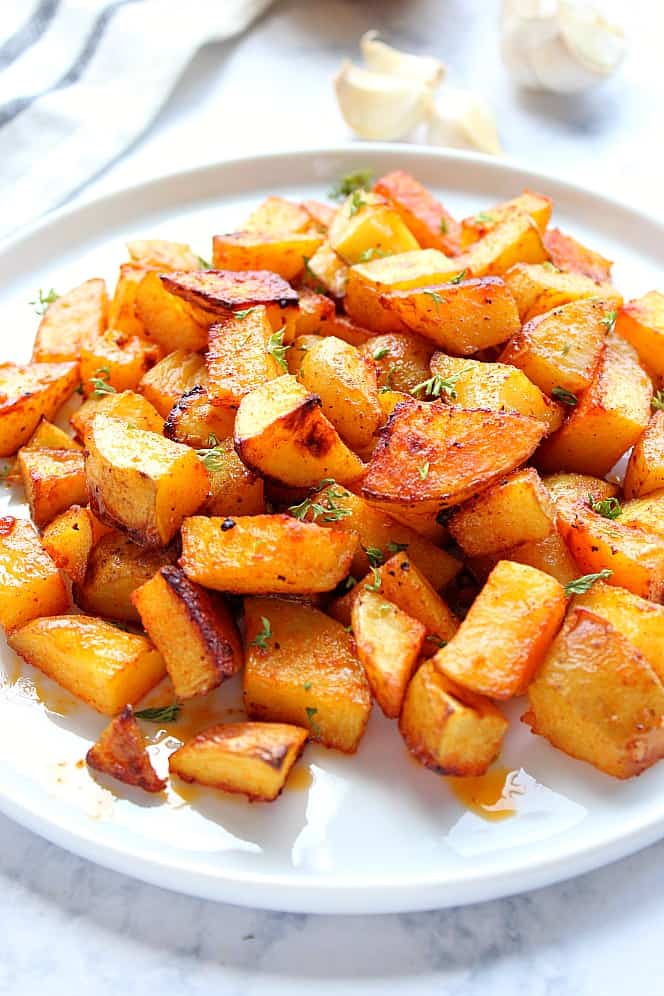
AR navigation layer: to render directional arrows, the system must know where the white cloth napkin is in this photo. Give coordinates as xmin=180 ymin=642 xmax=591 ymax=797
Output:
xmin=0 ymin=0 xmax=274 ymax=241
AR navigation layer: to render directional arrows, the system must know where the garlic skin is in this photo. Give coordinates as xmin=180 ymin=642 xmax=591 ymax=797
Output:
xmin=360 ymin=30 xmax=446 ymax=89
xmin=501 ymin=0 xmax=626 ymax=95
xmin=426 ymin=88 xmax=503 ymax=156
xmin=334 ymin=61 xmax=431 ymax=141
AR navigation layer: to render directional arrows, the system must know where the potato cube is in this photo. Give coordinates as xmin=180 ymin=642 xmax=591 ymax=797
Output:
xmin=32 ymin=279 xmax=108 ymax=363
xmin=80 ymin=329 xmax=159 ymax=397
xmin=169 ymin=722 xmax=308 ymax=801
xmin=17 ymin=448 xmax=88 ymax=529
xmin=620 ymin=491 xmax=664 ymax=540
xmin=244 ymin=196 xmax=313 ymax=234
xmin=543 ymin=228 xmax=613 ymax=284
xmin=234 ymin=374 xmax=364 ymax=487
xmin=287 ymin=334 xmax=322 ymax=376
xmin=615 ymin=290 xmax=664 ymax=380
xmin=399 ymin=660 xmax=508 ymax=776
xmin=432 ymin=560 xmax=566 ymax=699
xmin=134 ymin=270 xmax=209 ymax=353
xmin=86 ymin=705 xmax=165 ymax=793
xmin=470 ymin=533 xmax=579 ymax=588
xmin=292 ymin=288 xmax=336 ymax=336
xmin=449 ymin=468 xmax=557 ymax=557
xmin=374 ymin=170 xmax=461 ymax=255
xmin=8 ymin=615 xmax=166 ymax=715
xmin=138 ymin=349 xmax=206 ymax=417
xmin=524 ymin=608 xmax=664 ymax=779
xmin=107 ymin=264 xmax=150 ymax=338
xmin=207 ymin=307 xmax=282 ymax=410
xmin=0 ymin=517 xmax=68 ymax=631
xmin=75 ymin=533 xmax=175 ymax=622
xmin=351 ymin=589 xmax=425 ymax=717
xmin=303 ymin=242 xmax=349 ymax=299
xmin=163 ymin=386 xmax=236 ymax=448
xmin=42 ymin=505 xmax=112 ymax=586
xmin=243 ymin=597 xmax=371 ymax=752
xmin=301 ymin=199 xmax=337 ymax=232
xmin=85 ymin=414 xmax=209 ymax=546
xmin=359 ymin=332 xmax=435 ymax=394
xmin=543 ymin=471 xmax=620 ymax=507
xmin=500 ymin=298 xmax=612 ymax=396
xmin=71 ymin=389 xmax=164 ymax=441
xmin=202 ymin=437 xmax=265 ymax=516
xmin=624 ymin=412 xmax=664 ymax=499
xmin=127 ymin=239 xmax=200 ymax=271
xmin=132 ymin=566 xmax=242 ymax=699
xmin=460 ymin=212 xmax=549 ymax=277
xmin=212 ymin=232 xmax=323 ymax=281
xmin=22 ymin=418 xmax=81 ymax=453
xmin=0 ymin=361 xmax=79 ymax=457
xmin=328 ymin=192 xmax=419 ymax=264
xmin=460 ymin=191 xmax=552 ymax=248
xmin=504 ymin=262 xmax=622 ymax=322
xmin=180 ymin=514 xmax=358 ymax=594
xmin=536 ymin=333 xmax=652 ymax=477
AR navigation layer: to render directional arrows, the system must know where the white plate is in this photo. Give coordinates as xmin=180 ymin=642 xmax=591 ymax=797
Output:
xmin=0 ymin=145 xmax=662 ymax=915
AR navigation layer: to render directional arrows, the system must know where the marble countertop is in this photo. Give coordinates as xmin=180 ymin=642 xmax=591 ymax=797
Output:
xmin=2 ymin=1 xmax=664 ymax=993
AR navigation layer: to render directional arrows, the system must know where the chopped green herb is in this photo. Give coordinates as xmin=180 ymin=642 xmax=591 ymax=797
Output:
xmin=542 ymin=261 xmax=561 ymax=272
xmin=601 ymin=310 xmax=618 ymax=333
xmin=450 ymin=269 xmax=468 ymax=284
xmin=373 ymin=346 xmax=390 ymax=361
xmin=302 ymin=255 xmax=325 ymax=293
xmin=364 ymin=567 xmax=382 ymax=592
xmin=379 ymin=602 xmax=392 ymax=615
xmin=364 ymin=545 xmax=384 ymax=567
xmin=343 ymin=624 xmax=353 ymax=633
xmin=651 ymin=390 xmax=664 ymax=411
xmin=425 ymin=635 xmax=447 ymax=649
xmin=378 ymin=363 xmax=397 ymax=393
xmin=561 ymin=343 xmax=572 ymax=356
xmin=196 ymin=442 xmax=225 ymax=472
xmin=587 ymin=494 xmax=622 ymax=520
xmin=89 ymin=367 xmax=116 ymax=398
xmin=348 ymin=190 xmax=369 ymax=217
xmin=564 ymin=570 xmax=613 ymax=596
xmin=551 ymin=386 xmax=578 ymax=406
xmin=30 ymin=288 xmax=59 ymax=316
xmin=288 ymin=479 xmax=352 ymax=523
xmin=196 ymin=255 xmax=211 ymax=270
xmin=439 ymin=218 xmax=448 ymax=235
xmin=234 ymin=306 xmax=260 ymax=320
xmin=475 ymin=212 xmax=494 ymax=224
xmin=250 ymin=616 xmax=272 ymax=650
xmin=357 ymin=247 xmax=391 ymax=263
xmin=305 ymin=705 xmax=322 ymax=737
xmin=303 ymin=681 xmax=312 ymax=692
xmin=343 ymin=575 xmax=357 ymax=591
xmin=412 ymin=366 xmax=472 ymax=401
xmin=328 ymin=169 xmax=373 ymax=201
xmin=135 ymin=703 xmax=181 ymax=723
xmin=267 ymin=328 xmax=289 ymax=371
xmin=424 ymin=290 xmax=444 ymax=312
xmin=0 ymin=463 xmax=12 ymax=481
xmin=386 ymin=540 xmax=409 ymax=554
xmin=418 ymin=461 xmax=430 ymax=480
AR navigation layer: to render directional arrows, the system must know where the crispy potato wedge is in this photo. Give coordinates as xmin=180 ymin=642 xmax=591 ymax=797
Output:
xmin=17 ymin=448 xmax=88 ymax=529
xmin=32 ymin=279 xmax=108 ymax=363
xmin=449 ymin=468 xmax=557 ymax=557
xmin=470 ymin=532 xmax=579 ymax=588
xmin=207 ymin=307 xmax=282 ymax=410
xmin=615 ymin=290 xmax=664 ymax=380
xmin=127 ymin=239 xmax=200 ymax=271
xmin=234 ymin=374 xmax=364 ymax=487
xmin=212 ymin=231 xmax=323 ymax=281
xmin=361 ymin=398 xmax=545 ymax=509
xmin=169 ymin=722 xmax=308 ymax=801
xmin=133 ymin=566 xmax=242 ymax=699
xmin=71 ymin=389 xmax=164 ymax=441
xmin=244 ymin=196 xmax=313 ymax=234
xmin=134 ymin=270 xmax=209 ymax=353
xmin=543 ymin=228 xmax=613 ymax=284
xmin=624 ymin=411 xmax=664 ymax=499
xmin=359 ymin=331 xmax=434 ymax=394
xmin=243 ymin=597 xmax=371 ymax=752
xmin=8 ymin=615 xmax=166 ymax=715
xmin=180 ymin=514 xmax=358 ymax=594
xmin=0 ymin=361 xmax=79 ymax=457
xmin=432 ymin=560 xmax=566 ymax=699
xmin=374 ymin=169 xmax=461 ymax=255
xmin=80 ymin=329 xmax=159 ymax=397
xmin=75 ymin=532 xmax=175 ymax=622
xmin=351 ymin=589 xmax=425 ymax=717
xmin=620 ymin=491 xmax=664 ymax=540
xmin=42 ymin=505 xmax=112 ymax=586
xmin=85 ymin=414 xmax=209 ymax=546
xmin=138 ymin=349 xmax=206 ymax=417
xmin=536 ymin=332 xmax=652 ymax=477
xmin=504 ymin=262 xmax=622 ymax=322
xmin=460 ymin=191 xmax=552 ymax=248
xmin=524 ymin=608 xmax=664 ymax=779
xmin=379 ymin=276 xmax=520 ymax=354
xmin=303 ymin=242 xmax=349 ymax=299
xmin=328 ymin=192 xmax=419 ymax=264
xmin=203 ymin=437 xmax=265 ymax=516
xmin=400 ymin=660 xmax=508 ymax=776
xmin=164 ymin=385 xmax=236 ymax=448
xmin=460 ymin=213 xmax=548 ymax=277
xmin=86 ymin=705 xmax=165 ymax=793
xmin=0 ymin=517 xmax=69 ymax=631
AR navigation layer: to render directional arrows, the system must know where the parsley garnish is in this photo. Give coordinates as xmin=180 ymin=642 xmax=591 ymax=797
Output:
xmin=250 ymin=617 xmax=272 ymax=650
xmin=89 ymin=367 xmax=116 ymax=397
xmin=425 ymin=635 xmax=447 ymax=649
xmin=587 ymin=494 xmax=622 ymax=520
xmin=302 ymin=255 xmax=325 ymax=293
xmin=234 ymin=306 xmax=260 ymax=320
xmin=267 ymin=329 xmax=289 ymax=371
xmin=386 ymin=540 xmax=408 ymax=554
xmin=424 ymin=290 xmax=444 ymax=312
xmin=348 ymin=190 xmax=368 ymax=217
xmin=31 ymin=288 xmax=59 ymax=316
xmin=439 ymin=218 xmax=448 ymax=235
xmin=196 ymin=435 xmax=225 ymax=472
xmin=305 ymin=706 xmax=322 ymax=737
xmin=412 ymin=367 xmax=472 ymax=400
xmin=303 ymin=681 xmax=312 ymax=692
xmin=288 ymin=479 xmax=352 ymax=523
xmin=601 ymin=310 xmax=618 ymax=333
xmin=196 ymin=255 xmax=211 ymax=270
xmin=418 ymin=461 xmax=430 ymax=480
xmin=564 ymin=570 xmax=613 ymax=596
xmin=364 ymin=546 xmax=384 ymax=567
xmin=364 ymin=567 xmax=382 ymax=592
xmin=343 ymin=575 xmax=358 ymax=591
xmin=357 ymin=248 xmax=391 ymax=263
xmin=0 ymin=463 xmax=12 ymax=481
xmin=378 ymin=363 xmax=397 ymax=394
xmin=135 ymin=703 xmax=181 ymax=723
xmin=450 ymin=269 xmax=468 ymax=285
xmin=329 ymin=169 xmax=373 ymax=201
xmin=373 ymin=346 xmax=390 ymax=361
xmin=651 ymin=391 xmax=664 ymax=411
xmin=475 ymin=211 xmax=494 ymax=224
xmin=551 ymin=386 xmax=578 ymax=406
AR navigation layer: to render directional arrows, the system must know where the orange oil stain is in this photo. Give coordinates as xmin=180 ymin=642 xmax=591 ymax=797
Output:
xmin=448 ymin=766 xmax=516 ymax=822
xmin=285 ymin=765 xmax=313 ymax=792
xmin=169 ymin=779 xmax=203 ymax=806
xmin=31 ymin=677 xmax=76 ymax=717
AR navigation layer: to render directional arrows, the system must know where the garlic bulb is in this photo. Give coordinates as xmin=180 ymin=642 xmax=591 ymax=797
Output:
xmin=501 ymin=0 xmax=626 ymax=95
xmin=427 ymin=88 xmax=503 ymax=156
xmin=360 ymin=30 xmax=446 ymax=89
xmin=334 ymin=61 xmax=431 ymax=141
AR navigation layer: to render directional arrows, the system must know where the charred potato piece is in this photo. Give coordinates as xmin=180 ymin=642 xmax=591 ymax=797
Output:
xmin=134 ymin=270 xmax=209 ymax=353
xmin=80 ymin=329 xmax=159 ymax=397
xmin=75 ymin=532 xmax=175 ymax=622
xmin=164 ymin=385 xmax=236 ymax=448
xmin=319 ymin=312 xmax=375 ymax=347
xmin=0 ymin=361 xmax=79 ymax=457
xmin=243 ymin=597 xmax=371 ymax=752
xmin=132 ymin=566 xmax=242 ymax=699
xmin=504 ymin=262 xmax=622 ymax=322
xmin=624 ymin=411 xmax=664 ymax=499
xmin=206 ymin=306 xmax=282 ymax=410
xmin=373 ymin=169 xmax=461 ymax=255
xmin=71 ymin=389 xmax=164 ymax=441
xmin=86 ymin=705 xmax=165 ymax=793
xmin=328 ymin=192 xmax=419 ymax=264
xmin=180 ymin=514 xmax=358 ymax=594
xmin=169 ymin=722 xmax=308 ymax=802
xmin=460 ymin=191 xmax=552 ymax=248
xmin=615 ymin=290 xmax=664 ymax=380
xmin=42 ymin=505 xmax=112 ymax=586
xmin=399 ymin=660 xmax=508 ymax=776
xmin=9 ymin=615 xmax=165 ymax=715
xmin=85 ymin=414 xmax=209 ymax=546
xmin=32 ymin=279 xmax=108 ymax=363
xmin=212 ymin=232 xmax=323 ymax=281
xmin=204 ymin=437 xmax=265 ymax=517
xmin=17 ymin=448 xmax=88 ymax=529
xmin=543 ymin=228 xmax=613 ymax=284
xmin=0 ymin=516 xmax=69 ymax=631
xmin=138 ymin=349 xmax=206 ymax=417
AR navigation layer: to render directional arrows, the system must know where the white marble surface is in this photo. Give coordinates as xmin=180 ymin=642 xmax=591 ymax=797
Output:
xmin=2 ymin=1 xmax=664 ymax=993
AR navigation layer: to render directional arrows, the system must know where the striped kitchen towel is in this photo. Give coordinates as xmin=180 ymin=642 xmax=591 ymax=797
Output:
xmin=0 ymin=0 xmax=273 ymax=241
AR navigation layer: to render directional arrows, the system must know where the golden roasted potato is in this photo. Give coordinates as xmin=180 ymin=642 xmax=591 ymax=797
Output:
xmin=379 ymin=276 xmax=521 ymax=354
xmin=0 ymin=361 xmax=79 ymax=457
xmin=163 ymin=386 xmax=236 ymax=448
xmin=399 ymin=660 xmax=508 ymax=776
xmin=303 ymin=242 xmax=349 ymax=299
xmin=17 ymin=448 xmax=88 ymax=529
xmin=22 ymin=418 xmax=81 ymax=453
xmin=203 ymin=437 xmax=265 ymax=516
xmin=244 ymin=195 xmax=313 ymax=234
xmin=32 ymin=279 xmax=108 ymax=363
xmin=134 ymin=270 xmax=209 ymax=353
xmin=504 ymin=262 xmax=622 ymax=321
xmin=615 ymin=290 xmax=664 ymax=380
xmin=75 ymin=532 xmax=175 ymax=622
xmin=292 ymin=287 xmax=336 ymax=336
xmin=207 ymin=307 xmax=282 ymax=410
xmin=320 ymin=312 xmax=376 ymax=347
xmin=299 ymin=336 xmax=382 ymax=451
xmin=536 ymin=332 xmax=652 ymax=477
xmin=41 ymin=505 xmax=112 ymax=586
xmin=169 ymin=722 xmax=308 ymax=801
xmin=127 ymin=239 xmax=200 ymax=271
xmin=500 ymin=298 xmax=612 ymax=396
xmin=132 ymin=566 xmax=242 ymax=699
xmin=448 ymin=468 xmax=557 ymax=557
xmin=80 ymin=329 xmax=159 ymax=397
xmin=138 ymin=349 xmax=206 ymax=417
xmin=361 ymin=398 xmax=545 ymax=510
xmin=351 ymin=589 xmax=426 ymax=717
xmin=543 ymin=471 xmax=620 ymax=507
xmin=287 ymin=334 xmax=322 ymax=376
xmin=432 ymin=560 xmax=566 ymax=699
xmin=8 ymin=615 xmax=166 ymax=715
xmin=86 ymin=705 xmax=165 ymax=793
xmin=460 ymin=212 xmax=548 ymax=276
xmin=373 ymin=169 xmax=461 ymax=255
xmin=301 ymin=199 xmax=337 ymax=232
xmin=234 ymin=374 xmax=364 ymax=487
xmin=243 ymin=597 xmax=371 ymax=752
xmin=460 ymin=191 xmax=552 ymax=248
xmin=85 ymin=414 xmax=209 ymax=546
xmin=469 ymin=532 xmax=579 ymax=589
xmin=525 ymin=607 xmax=664 ymax=779
xmin=624 ymin=411 xmax=664 ymax=499
xmin=180 ymin=514 xmax=358 ymax=594
xmin=108 ymin=263 xmax=151 ymax=337
xmin=359 ymin=331 xmax=435 ymax=394
xmin=212 ymin=232 xmax=323 ymax=281
xmin=328 ymin=192 xmax=419 ymax=264
xmin=0 ymin=516 xmax=69 ymax=631
xmin=620 ymin=491 xmax=664 ymax=539
xmin=543 ymin=228 xmax=613 ymax=284
xmin=71 ymin=389 xmax=164 ymax=441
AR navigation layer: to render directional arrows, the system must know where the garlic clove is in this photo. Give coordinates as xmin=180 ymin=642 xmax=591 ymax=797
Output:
xmin=558 ymin=1 xmax=625 ymax=76
xmin=426 ymin=88 xmax=502 ymax=156
xmin=360 ymin=30 xmax=446 ymax=90
xmin=334 ymin=60 xmax=431 ymax=141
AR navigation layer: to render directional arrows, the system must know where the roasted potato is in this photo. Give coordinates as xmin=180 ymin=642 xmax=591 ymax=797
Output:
xmin=303 ymin=242 xmax=349 ymax=299
xmin=206 ymin=307 xmax=282 ymax=410
xmin=138 ymin=349 xmax=206 ymax=417
xmin=127 ymin=238 xmax=200 ymax=271
xmin=17 ymin=448 xmax=88 ymax=529
xmin=374 ymin=169 xmax=461 ymax=255
xmin=543 ymin=471 xmax=620 ymax=507
xmin=292 ymin=287 xmax=336 ymax=336
xmin=615 ymin=290 xmax=664 ymax=380
xmin=469 ymin=532 xmax=579 ymax=589
xmin=86 ymin=705 xmax=165 ymax=793
xmin=71 ymin=389 xmax=164 ymax=441
xmin=75 ymin=532 xmax=175 ymax=622
xmin=620 ymin=491 xmax=664 ymax=540
xmin=42 ymin=505 xmax=112 ymax=586
xmin=164 ymin=385 xmax=236 ymax=448
xmin=460 ymin=212 xmax=548 ymax=276
xmin=623 ymin=411 xmax=664 ymax=499
xmin=134 ymin=270 xmax=209 ymax=353
xmin=0 ymin=361 xmax=79 ymax=457
xmin=212 ymin=231 xmax=323 ymax=281
xmin=22 ymin=418 xmax=81 ymax=453
xmin=203 ymin=437 xmax=265 ymax=516
xmin=32 ymin=279 xmax=108 ymax=363
xmin=80 ymin=329 xmax=159 ymax=397
xmin=359 ymin=331 xmax=435 ymax=394
xmin=107 ymin=263 xmax=150 ymax=337
xmin=244 ymin=195 xmax=313 ymax=234
xmin=460 ymin=191 xmax=552 ymax=248
xmin=504 ymin=262 xmax=622 ymax=321
xmin=543 ymin=228 xmax=613 ymax=284
xmin=328 ymin=192 xmax=419 ymax=264
xmin=0 ymin=516 xmax=69 ymax=631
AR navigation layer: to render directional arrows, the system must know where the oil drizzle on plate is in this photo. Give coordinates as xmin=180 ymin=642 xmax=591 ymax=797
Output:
xmin=285 ymin=765 xmax=313 ymax=792
xmin=448 ymin=766 xmax=516 ymax=822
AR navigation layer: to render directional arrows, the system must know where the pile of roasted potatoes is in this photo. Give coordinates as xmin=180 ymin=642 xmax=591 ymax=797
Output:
xmin=1 ymin=167 xmax=663 ymax=803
